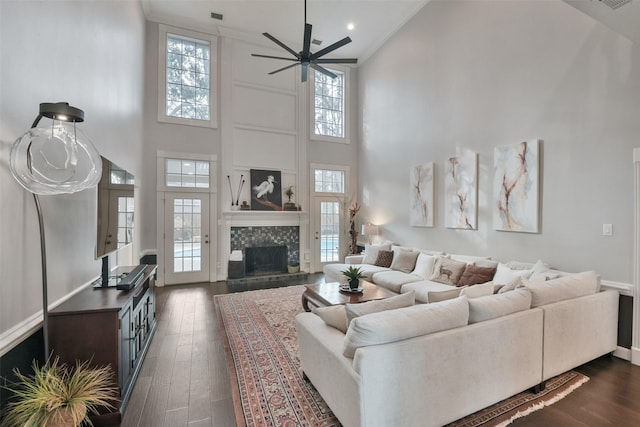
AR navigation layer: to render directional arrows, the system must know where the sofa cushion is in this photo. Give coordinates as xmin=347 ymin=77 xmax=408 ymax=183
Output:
xmin=374 ymin=250 xmax=394 ymax=268
xmin=429 ymin=257 xmax=467 ymax=285
xmin=310 ymin=304 xmax=348 ymax=333
xmin=468 ymin=288 xmax=532 ymax=324
xmin=390 ymin=248 xmax=420 ymax=273
xmin=345 ymin=291 xmax=415 ymax=325
xmin=343 ymin=296 xmax=469 ymax=358
xmin=362 ymin=241 xmax=392 ymax=265
xmin=371 ymin=271 xmax=422 ymax=293
xmin=411 ymin=253 xmax=437 ymax=280
xmin=459 ymin=282 xmax=496 ymax=299
xmin=448 ymin=254 xmax=492 ymax=265
xmin=457 ymin=264 xmax=497 ymax=286
xmin=524 ymin=271 xmax=599 ymax=307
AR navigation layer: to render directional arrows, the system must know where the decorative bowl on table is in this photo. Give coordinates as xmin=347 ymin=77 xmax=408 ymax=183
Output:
xmin=339 ymin=284 xmax=364 ymax=294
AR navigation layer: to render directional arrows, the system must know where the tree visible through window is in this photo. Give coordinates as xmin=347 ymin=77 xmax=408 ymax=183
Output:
xmin=314 ymin=69 xmax=344 ymax=138
xmin=166 ymin=33 xmax=210 ymax=121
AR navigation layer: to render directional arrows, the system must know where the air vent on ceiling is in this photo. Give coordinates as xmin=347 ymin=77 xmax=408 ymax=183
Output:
xmin=598 ymin=0 xmax=632 ymax=10
xmin=312 ymin=39 xmax=322 ymax=46
xmin=210 ymin=12 xmax=223 ymax=20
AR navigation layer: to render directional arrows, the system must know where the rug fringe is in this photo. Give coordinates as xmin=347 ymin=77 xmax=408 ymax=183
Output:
xmin=495 ymin=376 xmax=590 ymax=427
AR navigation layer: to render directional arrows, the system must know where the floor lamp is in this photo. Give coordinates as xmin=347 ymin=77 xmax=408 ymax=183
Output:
xmin=9 ymin=102 xmax=102 ymax=359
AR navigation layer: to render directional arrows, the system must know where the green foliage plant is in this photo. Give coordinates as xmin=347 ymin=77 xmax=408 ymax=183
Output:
xmin=340 ymin=266 xmax=364 ymax=281
xmin=2 ymin=357 xmax=117 ymax=427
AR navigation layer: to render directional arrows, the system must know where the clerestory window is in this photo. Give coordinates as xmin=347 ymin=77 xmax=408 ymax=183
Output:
xmin=311 ymin=67 xmax=350 ymax=143
xmin=158 ymin=24 xmax=218 ymax=128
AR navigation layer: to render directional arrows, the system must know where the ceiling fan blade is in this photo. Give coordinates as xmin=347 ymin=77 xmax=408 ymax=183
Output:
xmin=268 ymin=62 xmax=300 ymax=75
xmin=314 ymin=58 xmax=358 ymax=64
xmin=302 ymin=23 xmax=312 ymax=58
xmin=310 ymin=36 xmax=352 ymax=60
xmin=301 ymin=63 xmax=309 ymax=82
xmin=263 ymin=32 xmax=300 ymax=59
xmin=251 ymin=53 xmax=298 ymax=61
xmin=310 ymin=63 xmax=337 ymax=79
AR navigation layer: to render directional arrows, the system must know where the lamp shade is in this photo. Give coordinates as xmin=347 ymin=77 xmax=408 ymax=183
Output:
xmin=10 ymin=117 xmax=102 ymax=195
xmin=361 ymin=224 xmax=379 ymax=236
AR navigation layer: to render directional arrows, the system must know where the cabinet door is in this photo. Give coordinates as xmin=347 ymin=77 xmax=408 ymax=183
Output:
xmin=119 ymin=303 xmax=133 ymax=390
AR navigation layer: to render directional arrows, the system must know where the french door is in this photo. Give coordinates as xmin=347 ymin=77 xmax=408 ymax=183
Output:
xmin=164 ymin=193 xmax=210 ymax=284
xmin=313 ymin=197 xmax=342 ymax=270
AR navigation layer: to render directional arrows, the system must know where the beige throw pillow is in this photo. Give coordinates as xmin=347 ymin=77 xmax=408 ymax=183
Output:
xmin=390 ymin=249 xmax=420 ymax=273
xmin=310 ymin=305 xmax=348 ymax=333
xmin=429 ymin=257 xmax=467 ymax=285
xmin=412 ymin=253 xmax=437 ymax=279
xmin=345 ymin=291 xmax=415 ymax=325
xmin=362 ymin=242 xmax=392 ymax=265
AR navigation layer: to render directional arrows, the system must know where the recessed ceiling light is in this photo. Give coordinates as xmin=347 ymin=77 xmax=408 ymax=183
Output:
xmin=347 ymin=22 xmax=355 ymax=31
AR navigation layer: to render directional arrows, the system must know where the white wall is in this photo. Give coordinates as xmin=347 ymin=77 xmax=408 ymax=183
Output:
xmin=0 ymin=1 xmax=146 ymax=344
xmin=358 ymin=0 xmax=640 ymax=282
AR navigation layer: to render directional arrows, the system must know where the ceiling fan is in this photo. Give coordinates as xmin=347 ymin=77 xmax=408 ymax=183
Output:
xmin=251 ymin=0 xmax=358 ymax=82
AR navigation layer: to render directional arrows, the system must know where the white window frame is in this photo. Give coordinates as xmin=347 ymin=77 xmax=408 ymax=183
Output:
xmin=158 ymin=24 xmax=218 ymax=128
xmin=309 ymin=65 xmax=350 ymax=144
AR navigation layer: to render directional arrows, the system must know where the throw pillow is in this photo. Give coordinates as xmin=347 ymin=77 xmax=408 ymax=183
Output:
xmin=427 ymin=287 xmax=463 ymax=303
xmin=459 ymin=282 xmax=496 ymax=299
xmin=468 ymin=288 xmax=532 ymax=324
xmin=457 ymin=264 xmax=497 ymax=286
xmin=390 ymin=249 xmax=420 ymax=273
xmin=343 ymin=296 xmax=469 ymax=358
xmin=493 ymin=263 xmax=531 ymax=286
xmin=345 ymin=291 xmax=415 ymax=325
xmin=429 ymin=257 xmax=467 ymax=285
xmin=310 ymin=305 xmax=348 ymax=333
xmin=374 ymin=250 xmax=394 ymax=268
xmin=412 ymin=253 xmax=437 ymax=279
xmin=362 ymin=242 xmax=392 ymax=265
xmin=528 ymin=259 xmax=560 ymax=280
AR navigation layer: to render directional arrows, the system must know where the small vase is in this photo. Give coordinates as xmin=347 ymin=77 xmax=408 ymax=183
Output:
xmin=348 ymin=278 xmax=360 ymax=291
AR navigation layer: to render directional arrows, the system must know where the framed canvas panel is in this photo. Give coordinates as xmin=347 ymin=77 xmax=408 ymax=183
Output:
xmin=250 ymin=169 xmax=282 ymax=211
xmin=410 ymin=162 xmax=434 ymax=227
xmin=445 ymin=149 xmax=477 ymax=229
xmin=493 ymin=140 xmax=540 ymax=233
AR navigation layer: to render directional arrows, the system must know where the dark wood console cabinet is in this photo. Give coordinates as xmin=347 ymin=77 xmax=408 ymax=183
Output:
xmin=48 ymin=265 xmax=157 ymax=425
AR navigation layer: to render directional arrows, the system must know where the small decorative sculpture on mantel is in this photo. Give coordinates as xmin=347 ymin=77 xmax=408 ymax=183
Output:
xmin=348 ymin=202 xmax=361 ymax=254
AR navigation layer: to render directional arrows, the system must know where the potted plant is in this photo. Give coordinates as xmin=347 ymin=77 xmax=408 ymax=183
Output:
xmin=2 ymin=357 xmax=117 ymax=427
xmin=341 ymin=265 xmax=364 ymax=290
xmin=283 ymin=186 xmax=297 ymax=211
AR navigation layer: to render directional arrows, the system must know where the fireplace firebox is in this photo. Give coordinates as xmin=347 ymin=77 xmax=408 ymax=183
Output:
xmin=245 ymin=245 xmax=288 ymax=276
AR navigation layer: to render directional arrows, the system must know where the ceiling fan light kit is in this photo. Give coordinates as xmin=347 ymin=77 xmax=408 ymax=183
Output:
xmin=251 ymin=0 xmax=357 ymax=82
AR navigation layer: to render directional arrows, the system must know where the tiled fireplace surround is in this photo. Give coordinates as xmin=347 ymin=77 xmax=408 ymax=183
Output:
xmin=231 ymin=226 xmax=300 ymax=269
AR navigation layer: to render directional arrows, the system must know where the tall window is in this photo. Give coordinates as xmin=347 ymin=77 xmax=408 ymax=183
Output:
xmin=158 ymin=25 xmax=217 ymax=128
xmin=311 ymin=68 xmax=349 ymax=143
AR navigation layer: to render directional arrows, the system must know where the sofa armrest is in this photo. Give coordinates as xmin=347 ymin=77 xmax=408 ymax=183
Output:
xmin=540 ymin=290 xmax=619 ymax=380
xmin=345 ymin=255 xmax=364 ymax=264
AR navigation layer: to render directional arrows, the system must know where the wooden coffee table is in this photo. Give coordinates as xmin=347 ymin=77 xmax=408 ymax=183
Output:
xmin=302 ymin=280 xmax=397 ymax=312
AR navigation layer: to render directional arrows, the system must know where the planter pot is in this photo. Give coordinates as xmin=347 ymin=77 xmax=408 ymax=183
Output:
xmin=45 ymin=404 xmax=86 ymax=427
xmin=348 ymin=278 xmax=360 ymax=290
xmin=288 ymin=265 xmax=300 ymax=274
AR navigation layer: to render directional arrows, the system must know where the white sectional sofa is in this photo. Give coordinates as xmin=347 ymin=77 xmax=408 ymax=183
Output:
xmin=296 ymin=270 xmax=619 ymax=427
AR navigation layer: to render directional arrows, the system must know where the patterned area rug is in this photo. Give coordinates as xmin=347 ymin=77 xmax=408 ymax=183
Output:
xmin=215 ymin=285 xmax=588 ymax=427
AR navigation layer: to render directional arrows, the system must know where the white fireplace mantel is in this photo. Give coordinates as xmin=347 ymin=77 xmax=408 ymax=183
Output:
xmin=221 ymin=210 xmax=308 ymax=227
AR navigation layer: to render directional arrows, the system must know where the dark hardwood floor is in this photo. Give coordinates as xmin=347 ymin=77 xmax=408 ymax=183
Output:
xmin=120 ymin=276 xmax=640 ymax=427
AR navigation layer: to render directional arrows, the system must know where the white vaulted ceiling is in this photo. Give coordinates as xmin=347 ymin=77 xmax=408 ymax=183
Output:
xmin=141 ymin=0 xmax=429 ymax=63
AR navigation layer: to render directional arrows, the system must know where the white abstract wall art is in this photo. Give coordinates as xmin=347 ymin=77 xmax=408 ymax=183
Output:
xmin=493 ymin=139 xmax=540 ymax=233
xmin=445 ymin=149 xmax=477 ymax=229
xmin=410 ymin=162 xmax=434 ymax=227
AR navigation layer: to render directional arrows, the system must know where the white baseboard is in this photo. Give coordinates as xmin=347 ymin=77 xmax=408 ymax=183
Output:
xmin=614 ymin=346 xmax=631 ymax=361
xmin=632 ymin=346 xmax=640 ymax=366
